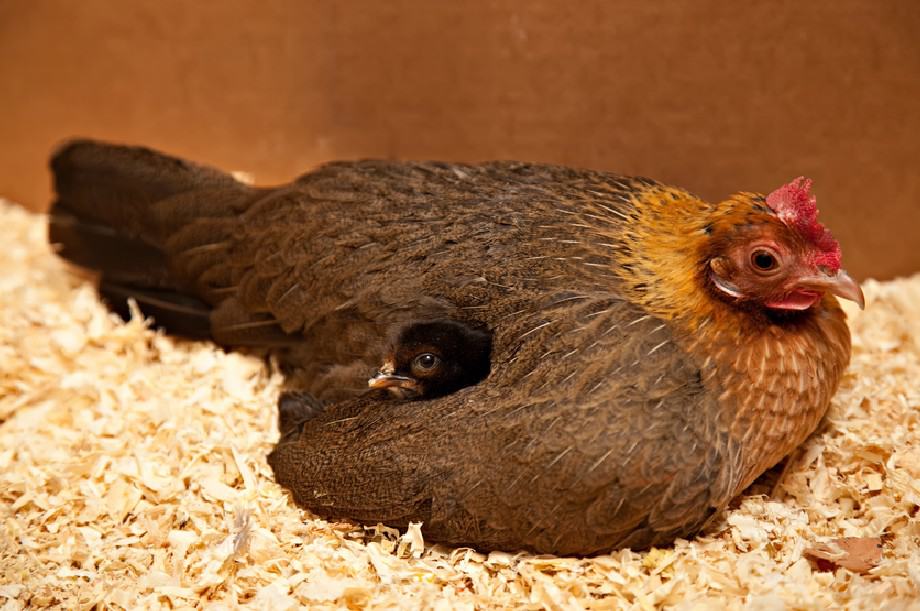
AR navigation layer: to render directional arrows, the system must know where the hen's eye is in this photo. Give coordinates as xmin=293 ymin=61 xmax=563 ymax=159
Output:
xmin=413 ymin=353 xmax=439 ymax=371
xmin=751 ymin=250 xmax=779 ymax=272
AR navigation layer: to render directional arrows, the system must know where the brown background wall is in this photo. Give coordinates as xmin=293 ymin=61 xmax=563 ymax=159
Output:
xmin=1 ymin=0 xmax=918 ymax=280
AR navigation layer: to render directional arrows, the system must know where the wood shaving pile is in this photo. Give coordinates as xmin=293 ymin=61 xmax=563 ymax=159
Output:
xmin=1 ymin=199 xmax=918 ymax=609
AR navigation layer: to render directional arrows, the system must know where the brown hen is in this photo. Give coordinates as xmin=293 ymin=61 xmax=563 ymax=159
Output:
xmin=48 ymin=139 xmax=862 ymax=554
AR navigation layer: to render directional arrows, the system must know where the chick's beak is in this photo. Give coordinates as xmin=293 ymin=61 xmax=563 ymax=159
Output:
xmin=800 ymin=268 xmax=866 ymax=310
xmin=368 ymin=361 xmax=422 ymax=398
xmin=368 ymin=372 xmax=418 ymax=390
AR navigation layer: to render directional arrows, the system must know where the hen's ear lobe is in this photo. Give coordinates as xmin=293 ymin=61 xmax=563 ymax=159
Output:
xmin=709 ymin=256 xmax=731 ymax=277
xmin=708 ymin=256 xmax=746 ymax=300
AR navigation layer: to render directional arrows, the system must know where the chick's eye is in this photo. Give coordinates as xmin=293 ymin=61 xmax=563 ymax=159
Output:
xmin=750 ymin=249 xmax=779 ymax=272
xmin=413 ymin=354 xmax=439 ymax=370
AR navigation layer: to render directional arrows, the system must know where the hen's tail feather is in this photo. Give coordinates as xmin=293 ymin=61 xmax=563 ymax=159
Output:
xmin=49 ymin=138 xmax=242 ymax=246
xmin=48 ymin=138 xmax=251 ymax=339
xmin=98 ymin=282 xmax=214 ymax=340
xmin=48 ymin=205 xmax=172 ymax=288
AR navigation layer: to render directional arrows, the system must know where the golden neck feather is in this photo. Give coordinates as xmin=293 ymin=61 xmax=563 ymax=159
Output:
xmin=611 ymin=186 xmax=753 ymax=327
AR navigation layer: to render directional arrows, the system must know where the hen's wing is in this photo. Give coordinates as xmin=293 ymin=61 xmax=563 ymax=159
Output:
xmin=155 ymin=161 xmax=640 ymax=396
xmin=268 ymin=293 xmax=739 ymax=554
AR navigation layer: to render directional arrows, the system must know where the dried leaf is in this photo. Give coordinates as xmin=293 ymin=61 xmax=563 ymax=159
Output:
xmin=804 ymin=537 xmax=883 ymax=573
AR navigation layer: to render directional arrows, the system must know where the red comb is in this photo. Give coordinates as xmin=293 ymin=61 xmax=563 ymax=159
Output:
xmin=766 ymin=177 xmax=841 ymax=272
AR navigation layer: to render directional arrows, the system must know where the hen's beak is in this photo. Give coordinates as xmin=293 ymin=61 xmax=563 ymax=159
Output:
xmin=800 ymin=269 xmax=865 ymax=310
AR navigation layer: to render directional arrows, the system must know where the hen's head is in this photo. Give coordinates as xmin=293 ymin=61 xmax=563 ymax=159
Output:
xmin=368 ymin=320 xmax=492 ymax=400
xmin=706 ymin=178 xmax=864 ymax=312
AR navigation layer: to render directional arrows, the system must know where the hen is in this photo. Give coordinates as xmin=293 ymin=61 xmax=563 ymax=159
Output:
xmin=48 ymin=139 xmax=863 ymax=554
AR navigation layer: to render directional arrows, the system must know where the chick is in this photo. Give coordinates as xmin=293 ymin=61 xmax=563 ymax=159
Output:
xmin=277 ymin=320 xmax=490 ymax=440
xmin=368 ymin=320 xmax=491 ymax=400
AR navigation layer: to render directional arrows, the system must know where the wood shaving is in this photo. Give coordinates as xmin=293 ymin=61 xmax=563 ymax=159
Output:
xmin=1 ymin=199 xmax=918 ymax=609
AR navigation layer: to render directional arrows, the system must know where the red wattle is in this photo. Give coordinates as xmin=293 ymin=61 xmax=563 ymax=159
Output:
xmin=765 ymin=290 xmax=821 ymax=311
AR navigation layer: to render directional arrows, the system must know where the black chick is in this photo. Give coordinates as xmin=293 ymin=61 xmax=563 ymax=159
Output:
xmin=277 ymin=321 xmax=490 ymax=440
xmin=367 ymin=320 xmax=492 ymax=400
